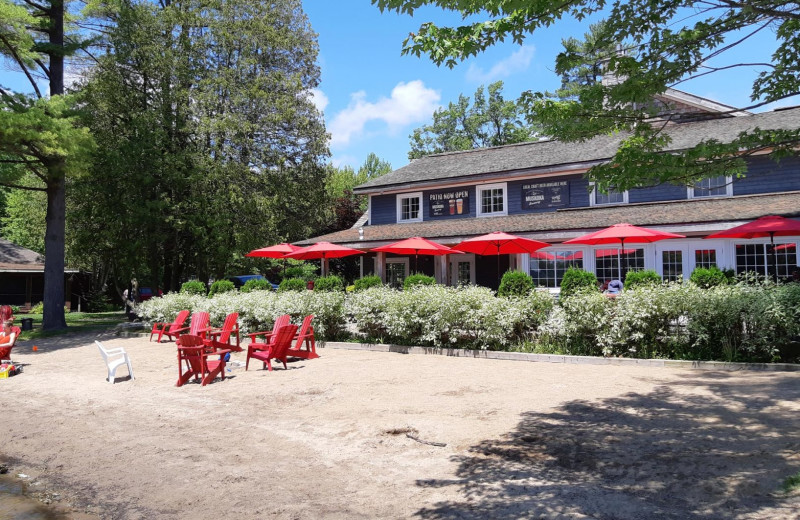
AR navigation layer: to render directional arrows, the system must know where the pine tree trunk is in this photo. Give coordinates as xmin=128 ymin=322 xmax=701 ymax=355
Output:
xmin=42 ymin=0 xmax=67 ymax=330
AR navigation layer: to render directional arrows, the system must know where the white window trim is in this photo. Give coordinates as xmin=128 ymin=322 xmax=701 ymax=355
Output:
xmin=589 ymin=182 xmax=629 ymax=207
xmin=477 ymin=182 xmax=508 ymax=217
xmin=385 ymin=257 xmax=410 ymax=281
xmin=396 ymin=192 xmax=423 ymax=223
xmin=687 ymin=175 xmax=733 ymax=199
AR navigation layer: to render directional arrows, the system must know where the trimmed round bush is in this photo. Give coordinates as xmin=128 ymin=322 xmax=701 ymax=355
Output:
xmin=498 ymin=270 xmax=535 ymax=297
xmin=403 ymin=273 xmax=436 ymax=290
xmin=624 ymin=269 xmax=662 ymax=289
xmin=208 ymin=280 xmax=236 ymax=297
xmin=278 ymin=278 xmax=306 ymax=292
xmin=314 ymin=275 xmax=344 ymax=292
xmin=560 ymin=268 xmax=598 ymax=299
xmin=181 ymin=280 xmax=207 ymax=295
xmin=241 ymin=278 xmax=273 ymax=293
xmin=354 ymin=275 xmax=382 ymax=292
xmin=281 ymin=265 xmax=316 ymax=282
xmin=690 ymin=266 xmax=729 ymax=288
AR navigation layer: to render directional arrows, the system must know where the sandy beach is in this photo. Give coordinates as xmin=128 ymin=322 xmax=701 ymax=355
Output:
xmin=2 ymin=331 xmax=799 ymax=519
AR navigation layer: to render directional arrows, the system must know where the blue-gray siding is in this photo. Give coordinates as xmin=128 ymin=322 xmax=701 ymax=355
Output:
xmin=368 ymin=156 xmax=800 ymax=225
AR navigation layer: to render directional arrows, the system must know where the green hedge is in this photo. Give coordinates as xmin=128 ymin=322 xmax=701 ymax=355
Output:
xmin=278 ymin=278 xmax=307 ymax=292
xmin=498 ymin=270 xmax=534 ymax=297
xmin=689 ymin=266 xmax=729 ymax=288
xmin=560 ymin=268 xmax=598 ymax=298
xmin=181 ymin=280 xmax=206 ymax=295
xmin=624 ymin=269 xmax=661 ymax=289
xmin=353 ymin=275 xmax=382 ymax=291
xmin=241 ymin=278 xmax=273 ymax=293
xmin=208 ymin=280 xmax=236 ymax=297
xmin=403 ymin=273 xmax=436 ymax=290
xmin=314 ymin=275 xmax=344 ymax=292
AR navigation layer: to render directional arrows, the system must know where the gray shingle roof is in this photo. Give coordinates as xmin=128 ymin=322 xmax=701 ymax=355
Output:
xmin=354 ymin=107 xmax=800 ymax=193
xmin=0 ymin=238 xmax=44 ymax=271
xmin=299 ymin=191 xmax=800 ymax=246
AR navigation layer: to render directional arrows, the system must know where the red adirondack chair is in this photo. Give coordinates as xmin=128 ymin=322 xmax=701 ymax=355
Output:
xmin=203 ymin=312 xmax=241 ymax=352
xmin=172 ymin=312 xmax=210 ymax=339
xmin=0 ymin=326 xmax=21 ymax=361
xmin=286 ymin=314 xmax=319 ymax=360
xmin=246 ymin=324 xmax=298 ymax=372
xmin=149 ymin=310 xmax=190 ymax=343
xmin=247 ymin=314 xmax=290 ymax=346
xmin=176 ymin=334 xmax=231 ymax=387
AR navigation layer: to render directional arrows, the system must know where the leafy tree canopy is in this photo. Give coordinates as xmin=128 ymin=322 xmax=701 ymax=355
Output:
xmin=408 ymin=81 xmax=537 ymax=159
xmin=374 ymin=0 xmax=800 ymax=191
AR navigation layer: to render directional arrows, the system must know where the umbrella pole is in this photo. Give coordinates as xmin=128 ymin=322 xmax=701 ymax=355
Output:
xmin=617 ymin=239 xmax=624 ymax=282
xmin=771 ymin=232 xmax=777 ymax=282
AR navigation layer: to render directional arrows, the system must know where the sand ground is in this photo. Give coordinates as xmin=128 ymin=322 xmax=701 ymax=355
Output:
xmin=2 ymin=331 xmax=799 ymax=519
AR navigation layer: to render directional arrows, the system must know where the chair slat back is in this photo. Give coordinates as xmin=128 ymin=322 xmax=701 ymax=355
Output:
xmin=218 ymin=312 xmax=239 ymax=344
xmin=294 ymin=315 xmax=314 ymax=349
xmin=271 ymin=325 xmax=298 ymax=359
xmin=177 ymin=334 xmax=206 ymax=373
xmin=168 ymin=310 xmax=191 ymax=334
xmin=272 ymin=314 xmax=290 ymax=334
xmin=189 ymin=312 xmax=210 ymax=336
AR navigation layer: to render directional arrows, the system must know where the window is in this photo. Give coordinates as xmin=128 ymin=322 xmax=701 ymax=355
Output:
xmin=662 ymin=250 xmax=683 ymax=281
xmin=590 ymin=183 xmax=628 ymax=206
xmin=396 ymin=192 xmax=422 ymax=222
xmin=736 ymin=243 xmax=798 ymax=279
xmin=694 ymin=249 xmax=717 ymax=269
xmin=386 ymin=259 xmax=408 ymax=288
xmin=477 ymin=183 xmax=507 ymax=216
xmin=529 ymin=250 xmax=584 ymax=288
xmin=594 ymin=248 xmax=644 ymax=282
xmin=688 ymin=175 xmax=732 ymax=198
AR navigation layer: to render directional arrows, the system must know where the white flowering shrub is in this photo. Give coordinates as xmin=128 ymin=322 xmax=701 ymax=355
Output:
xmin=138 ymin=281 xmax=800 ymax=360
xmin=137 ymin=290 xmax=346 ymax=340
xmin=345 ymin=285 xmax=552 ymax=349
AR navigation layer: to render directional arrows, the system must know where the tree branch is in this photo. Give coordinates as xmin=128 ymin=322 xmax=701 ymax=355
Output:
xmin=716 ymin=0 xmax=800 ymax=21
xmin=0 ymin=34 xmax=43 ymax=99
xmin=0 ymin=180 xmax=47 ymax=192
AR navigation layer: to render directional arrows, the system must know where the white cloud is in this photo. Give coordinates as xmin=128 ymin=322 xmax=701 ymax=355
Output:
xmin=309 ymin=88 xmax=329 ymax=113
xmin=466 ymin=45 xmax=536 ymax=83
xmin=331 ymin=155 xmax=358 ymax=169
xmin=329 ymin=80 xmax=440 ymax=146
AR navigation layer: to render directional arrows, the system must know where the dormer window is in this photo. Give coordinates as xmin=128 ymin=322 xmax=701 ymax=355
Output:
xmin=396 ymin=192 xmax=422 ymax=222
xmin=688 ymin=175 xmax=732 ymax=198
xmin=590 ymin=183 xmax=628 ymax=206
xmin=477 ymin=183 xmax=508 ymax=217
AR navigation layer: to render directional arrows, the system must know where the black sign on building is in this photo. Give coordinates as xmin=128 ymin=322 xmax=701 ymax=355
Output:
xmin=521 ymin=181 xmax=569 ymax=210
xmin=429 ymin=189 xmax=470 ymax=217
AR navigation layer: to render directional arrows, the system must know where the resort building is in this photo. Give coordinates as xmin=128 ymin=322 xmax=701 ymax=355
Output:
xmin=302 ymin=91 xmax=800 ymax=291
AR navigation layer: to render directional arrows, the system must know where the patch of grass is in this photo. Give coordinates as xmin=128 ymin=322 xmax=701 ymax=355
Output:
xmin=782 ymin=471 xmax=800 ymax=493
xmin=18 ymin=311 xmax=128 ymax=340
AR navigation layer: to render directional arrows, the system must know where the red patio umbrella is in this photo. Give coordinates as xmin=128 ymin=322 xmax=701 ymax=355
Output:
xmin=371 ymin=236 xmax=461 ymax=273
xmin=563 ymin=223 xmax=685 ymax=280
xmin=245 ymin=243 xmax=302 ymax=258
xmin=284 ymin=242 xmax=363 ymax=276
xmin=454 ymin=231 xmax=550 ymax=285
xmin=246 ymin=243 xmax=302 ymax=274
xmin=705 ymin=215 xmax=800 ymax=280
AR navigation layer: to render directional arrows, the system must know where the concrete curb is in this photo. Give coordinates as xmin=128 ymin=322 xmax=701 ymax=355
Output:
xmin=323 ymin=341 xmax=800 ymax=372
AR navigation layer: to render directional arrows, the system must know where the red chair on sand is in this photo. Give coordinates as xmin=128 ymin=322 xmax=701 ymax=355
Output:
xmin=149 ymin=310 xmax=190 ymax=343
xmin=173 ymin=312 xmax=210 ymax=339
xmin=247 ymin=314 xmax=290 ymax=346
xmin=286 ymin=315 xmax=319 ymax=360
xmin=246 ymin=325 xmax=298 ymax=372
xmin=203 ymin=312 xmax=241 ymax=352
xmin=176 ymin=334 xmax=231 ymax=387
xmin=0 ymin=326 xmax=21 ymax=362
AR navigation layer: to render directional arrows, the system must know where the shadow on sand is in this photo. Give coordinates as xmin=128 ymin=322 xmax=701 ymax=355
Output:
xmin=415 ymin=372 xmax=800 ymax=519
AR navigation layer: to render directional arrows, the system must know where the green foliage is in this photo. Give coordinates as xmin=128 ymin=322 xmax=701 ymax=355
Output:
xmin=782 ymin=471 xmax=800 ymax=493
xmin=498 ymin=270 xmax=535 ymax=297
xmin=403 ymin=273 xmax=436 ymax=290
xmin=30 ymin=302 xmax=43 ymax=314
xmin=408 ymin=81 xmax=536 ymax=159
xmin=280 ymin=265 xmax=317 ymax=282
xmin=208 ymin=280 xmax=236 ymax=297
xmin=240 ymin=279 xmax=272 ymax=293
xmin=624 ymin=269 xmax=661 ymax=289
xmin=376 ymin=0 xmax=800 ymax=189
xmin=690 ymin=267 xmax=730 ymax=289
xmin=0 ymin=184 xmax=46 ymax=254
xmin=353 ymin=275 xmax=383 ymax=291
xmin=180 ymin=281 xmax=207 ymax=296
xmin=313 ymin=275 xmax=344 ymax=292
xmin=278 ymin=278 xmax=307 ymax=292
xmin=560 ymin=268 xmax=598 ymax=299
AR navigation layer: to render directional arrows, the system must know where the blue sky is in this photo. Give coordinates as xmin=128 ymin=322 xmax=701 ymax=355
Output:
xmin=304 ymin=2 xmax=790 ymax=172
